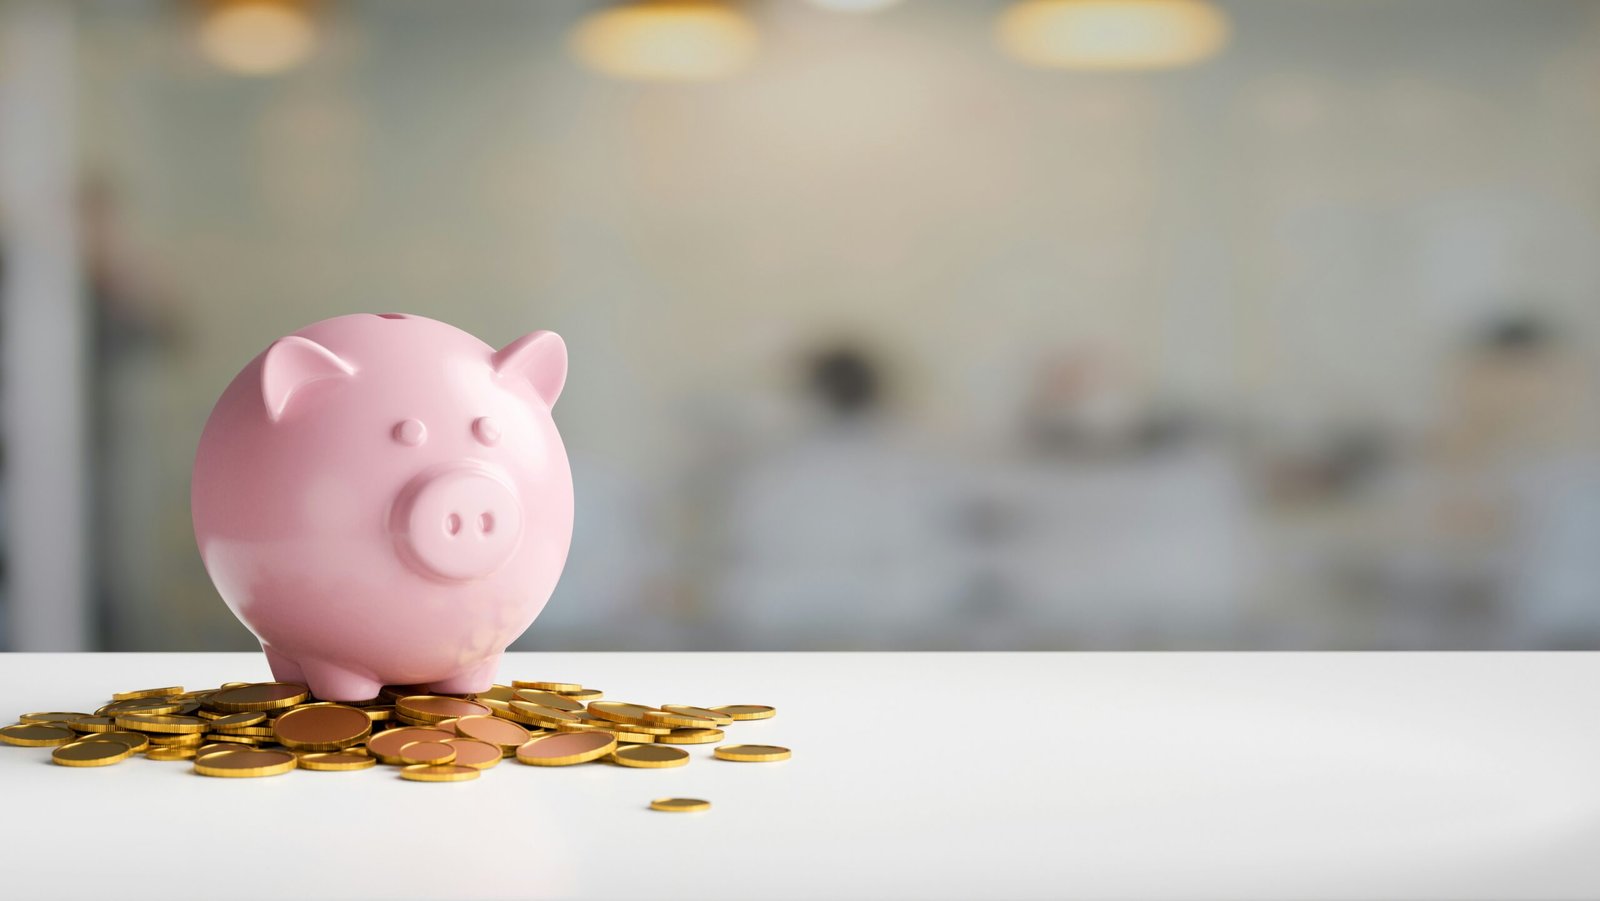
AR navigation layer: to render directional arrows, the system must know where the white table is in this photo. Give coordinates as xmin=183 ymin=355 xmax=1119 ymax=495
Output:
xmin=0 ymin=652 xmax=1596 ymax=900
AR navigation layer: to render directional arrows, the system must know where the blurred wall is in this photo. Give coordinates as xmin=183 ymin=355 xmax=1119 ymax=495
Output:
xmin=5 ymin=0 xmax=1600 ymax=650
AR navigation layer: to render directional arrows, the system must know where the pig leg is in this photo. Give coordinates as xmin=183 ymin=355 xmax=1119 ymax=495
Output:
xmin=298 ymin=658 xmax=383 ymax=702
xmin=260 ymin=643 xmax=306 ymax=684
xmin=424 ymin=654 xmax=501 ymax=695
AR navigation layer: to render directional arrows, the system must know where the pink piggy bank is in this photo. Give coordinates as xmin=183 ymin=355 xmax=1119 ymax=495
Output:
xmin=191 ymin=313 xmax=573 ymax=701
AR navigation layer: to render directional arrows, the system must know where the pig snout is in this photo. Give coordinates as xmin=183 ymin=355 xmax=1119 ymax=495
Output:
xmin=392 ymin=465 xmax=524 ymax=581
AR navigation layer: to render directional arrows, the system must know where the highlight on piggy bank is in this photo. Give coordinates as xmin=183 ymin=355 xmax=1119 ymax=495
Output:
xmin=190 ymin=314 xmax=575 ymax=701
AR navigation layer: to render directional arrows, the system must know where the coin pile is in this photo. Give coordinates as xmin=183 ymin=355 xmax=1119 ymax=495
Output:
xmin=2 ymin=678 xmax=787 ymax=806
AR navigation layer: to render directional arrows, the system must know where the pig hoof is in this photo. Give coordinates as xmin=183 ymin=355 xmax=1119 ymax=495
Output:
xmin=299 ymin=660 xmax=382 ymax=702
xmin=425 ymin=658 xmax=500 ymax=694
xmin=261 ymin=644 xmax=306 ymax=684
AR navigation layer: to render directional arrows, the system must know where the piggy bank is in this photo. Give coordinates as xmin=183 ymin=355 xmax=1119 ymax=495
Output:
xmin=191 ymin=313 xmax=574 ymax=701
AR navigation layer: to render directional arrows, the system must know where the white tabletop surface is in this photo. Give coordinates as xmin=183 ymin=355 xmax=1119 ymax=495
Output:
xmin=0 ymin=651 xmax=1596 ymax=900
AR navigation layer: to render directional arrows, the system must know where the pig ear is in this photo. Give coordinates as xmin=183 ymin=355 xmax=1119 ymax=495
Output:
xmin=492 ymin=330 xmax=567 ymax=407
xmin=260 ymin=336 xmax=356 ymax=423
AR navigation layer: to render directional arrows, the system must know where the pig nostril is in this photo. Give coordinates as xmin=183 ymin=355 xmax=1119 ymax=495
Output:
xmin=445 ymin=513 xmax=462 ymax=536
xmin=479 ymin=512 xmax=495 ymax=535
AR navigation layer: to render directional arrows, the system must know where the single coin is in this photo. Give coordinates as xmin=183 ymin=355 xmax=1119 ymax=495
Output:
xmin=366 ymin=726 xmax=455 ymax=764
xmin=714 ymin=744 xmax=791 ymax=762
xmin=399 ymin=764 xmax=480 ymax=782
xmin=206 ymin=712 xmax=266 ymax=730
xmin=66 ymin=716 xmax=119 ymax=733
xmin=193 ymin=748 xmax=298 ymax=778
xmin=711 ymin=705 xmax=776 ymax=721
xmin=515 ymin=731 xmax=617 ymax=766
xmin=451 ymin=715 xmax=530 ymax=754
xmin=205 ymin=733 xmax=266 ymax=745
xmin=146 ymin=746 xmax=197 ymax=761
xmin=555 ymin=722 xmax=614 ymax=733
xmin=560 ymin=688 xmax=603 ymax=702
xmin=507 ymin=701 xmax=582 ymax=728
xmin=363 ymin=706 xmax=394 ymax=723
xmin=603 ymin=727 xmax=658 ymax=744
xmin=19 ymin=711 xmax=89 ymax=724
xmin=478 ymin=698 xmax=516 ymax=718
xmin=90 ymin=731 xmax=151 ymax=753
xmin=511 ymin=680 xmax=582 ymax=692
xmin=443 ymin=738 xmax=502 ymax=769
xmin=298 ymin=751 xmax=377 ymax=772
xmin=587 ymin=702 xmax=661 ymax=726
xmin=112 ymin=686 xmax=182 ymax=701
xmin=196 ymin=743 xmax=238 ymax=758
xmin=113 ymin=714 xmax=207 ymax=734
xmin=1 ymin=723 xmax=77 ymax=746
xmin=643 ymin=708 xmax=719 ymax=729
xmin=170 ymin=689 xmax=215 ymax=703
xmin=210 ymin=723 xmax=276 ymax=737
xmin=207 ymin=682 xmax=309 ymax=712
xmin=395 ymin=695 xmax=491 ymax=724
xmin=52 ymin=739 xmax=135 ymax=766
xmin=611 ymin=745 xmax=690 ymax=768
xmin=650 ymin=797 xmax=711 ymax=813
xmin=512 ymin=689 xmax=585 ymax=712
xmin=597 ymin=719 xmax=670 ymax=735
xmin=148 ymin=732 xmax=205 ymax=747
xmin=101 ymin=698 xmax=184 ymax=716
xmin=473 ymin=684 xmax=516 ymax=703
xmin=658 ymin=728 xmax=725 ymax=745
xmin=273 ymin=704 xmax=371 ymax=751
xmin=379 ymin=685 xmax=430 ymax=703
xmin=218 ymin=681 xmax=251 ymax=690
xmin=397 ymin=740 xmax=456 ymax=765
xmin=660 ymin=705 xmax=734 ymax=726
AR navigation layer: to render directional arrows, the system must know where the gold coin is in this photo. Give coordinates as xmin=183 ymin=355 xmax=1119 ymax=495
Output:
xmin=196 ymin=742 xmax=238 ymax=758
xmin=112 ymin=686 xmax=182 ymax=701
xmin=114 ymin=714 xmax=208 ymax=734
xmin=91 ymin=731 xmax=151 ymax=753
xmin=512 ymin=689 xmax=585 ymax=712
xmin=597 ymin=719 xmax=670 ymax=735
xmin=193 ymin=748 xmax=298 ymax=778
xmin=515 ymin=731 xmax=617 ymax=766
xmin=0 ymin=723 xmax=77 ymax=746
xmin=605 ymin=728 xmax=657 ymax=744
xmin=19 ymin=711 xmax=89 ymax=724
xmin=657 ymin=728 xmax=725 ymax=745
xmin=394 ymin=695 xmax=491 ymax=724
xmin=507 ymin=701 xmax=582 ymax=728
xmin=610 ymin=744 xmax=690 ymax=768
xmin=659 ymin=705 xmax=734 ymax=726
xmin=714 ymin=744 xmax=791 ymax=762
xmin=148 ymin=732 xmax=205 ymax=747
xmin=643 ymin=708 xmax=719 ymax=729
xmin=443 ymin=738 xmax=502 ymax=769
xmin=473 ymin=685 xmax=516 ymax=703
xmin=170 ymin=689 xmax=215 ymax=702
xmin=273 ymin=704 xmax=371 ymax=751
xmin=366 ymin=726 xmax=455 ymax=764
xmin=219 ymin=681 xmax=251 ymax=689
xmin=205 ymin=733 xmax=266 ymax=745
xmin=100 ymin=698 xmax=185 ymax=716
xmin=146 ymin=745 xmax=197 ymax=761
xmin=650 ymin=797 xmax=711 ymax=813
xmin=66 ymin=716 xmax=119 ymax=733
xmin=298 ymin=751 xmax=377 ymax=772
xmin=451 ymin=715 xmax=530 ymax=754
xmin=363 ymin=706 xmax=394 ymax=723
xmin=711 ymin=705 xmax=776 ymax=721
xmin=52 ymin=739 xmax=135 ymax=766
xmin=587 ymin=702 xmax=661 ymax=726
xmin=207 ymin=682 xmax=309 ymax=712
xmin=399 ymin=763 xmax=480 ymax=782
xmin=560 ymin=688 xmax=603 ymax=702
xmin=397 ymin=740 xmax=456 ymax=765
xmin=206 ymin=712 xmax=267 ymax=730
xmin=511 ymin=680 xmax=582 ymax=692
xmin=555 ymin=722 xmax=613 ymax=733
xmin=211 ymin=723 xmax=276 ymax=737
xmin=478 ymin=698 xmax=516 ymax=719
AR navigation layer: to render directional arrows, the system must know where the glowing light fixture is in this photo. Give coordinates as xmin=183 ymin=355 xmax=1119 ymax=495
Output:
xmin=570 ymin=1 xmax=758 ymax=83
xmin=198 ymin=0 xmax=315 ymax=76
xmin=996 ymin=0 xmax=1228 ymax=71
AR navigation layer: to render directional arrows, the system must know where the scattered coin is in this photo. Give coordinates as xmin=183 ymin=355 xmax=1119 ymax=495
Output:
xmin=193 ymin=748 xmax=298 ymax=778
xmin=512 ymin=680 xmax=582 ymax=692
xmin=714 ymin=744 xmax=791 ymax=762
xmin=273 ymin=704 xmax=371 ymax=751
xmin=397 ymin=741 xmax=457 ymax=765
xmin=512 ymin=689 xmax=585 ymax=712
xmin=657 ymin=728 xmax=724 ymax=745
xmin=650 ymin=797 xmax=711 ymax=813
xmin=65 ymin=716 xmax=119 ymax=733
xmin=473 ymin=685 xmax=517 ymax=703
xmin=52 ymin=739 xmax=136 ymax=766
xmin=207 ymin=682 xmax=309 ymax=712
xmin=111 ymin=686 xmax=182 ymax=701
xmin=587 ymin=702 xmax=661 ymax=726
xmin=91 ymin=731 xmax=151 ymax=753
xmin=1 ymin=723 xmax=78 ymax=746
xmin=560 ymin=688 xmax=603 ymax=702
xmin=507 ymin=701 xmax=583 ymax=728
xmin=395 ymin=695 xmax=491 ymax=724
xmin=659 ymin=705 xmax=733 ymax=726
xmin=146 ymin=746 xmax=198 ymax=761
xmin=611 ymin=745 xmax=690 ymax=768
xmin=515 ymin=731 xmax=617 ymax=766
xmin=298 ymin=751 xmax=377 ymax=772
xmin=451 ymin=715 xmax=531 ymax=755
xmin=443 ymin=738 xmax=502 ymax=769
xmin=366 ymin=727 xmax=456 ymax=765
xmin=101 ymin=697 xmax=185 ymax=716
xmin=643 ymin=708 xmax=719 ymax=729
xmin=206 ymin=712 xmax=266 ymax=730
xmin=148 ymin=732 xmax=205 ymax=747
xmin=362 ymin=706 xmax=395 ymax=724
xmin=399 ymin=763 xmax=480 ymax=782
xmin=19 ymin=711 xmax=90 ymax=724
xmin=112 ymin=714 xmax=207 ymax=734
xmin=711 ymin=705 xmax=776 ymax=721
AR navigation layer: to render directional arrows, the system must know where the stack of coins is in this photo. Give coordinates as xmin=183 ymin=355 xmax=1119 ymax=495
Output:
xmin=2 ymin=678 xmax=787 ymax=809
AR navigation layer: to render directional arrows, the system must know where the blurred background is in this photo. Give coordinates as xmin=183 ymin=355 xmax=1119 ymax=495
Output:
xmin=2 ymin=0 xmax=1599 ymax=653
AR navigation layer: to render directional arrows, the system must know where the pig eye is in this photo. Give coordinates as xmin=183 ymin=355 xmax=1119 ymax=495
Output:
xmin=392 ymin=419 xmax=427 ymax=447
xmin=472 ymin=416 xmax=501 ymax=447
